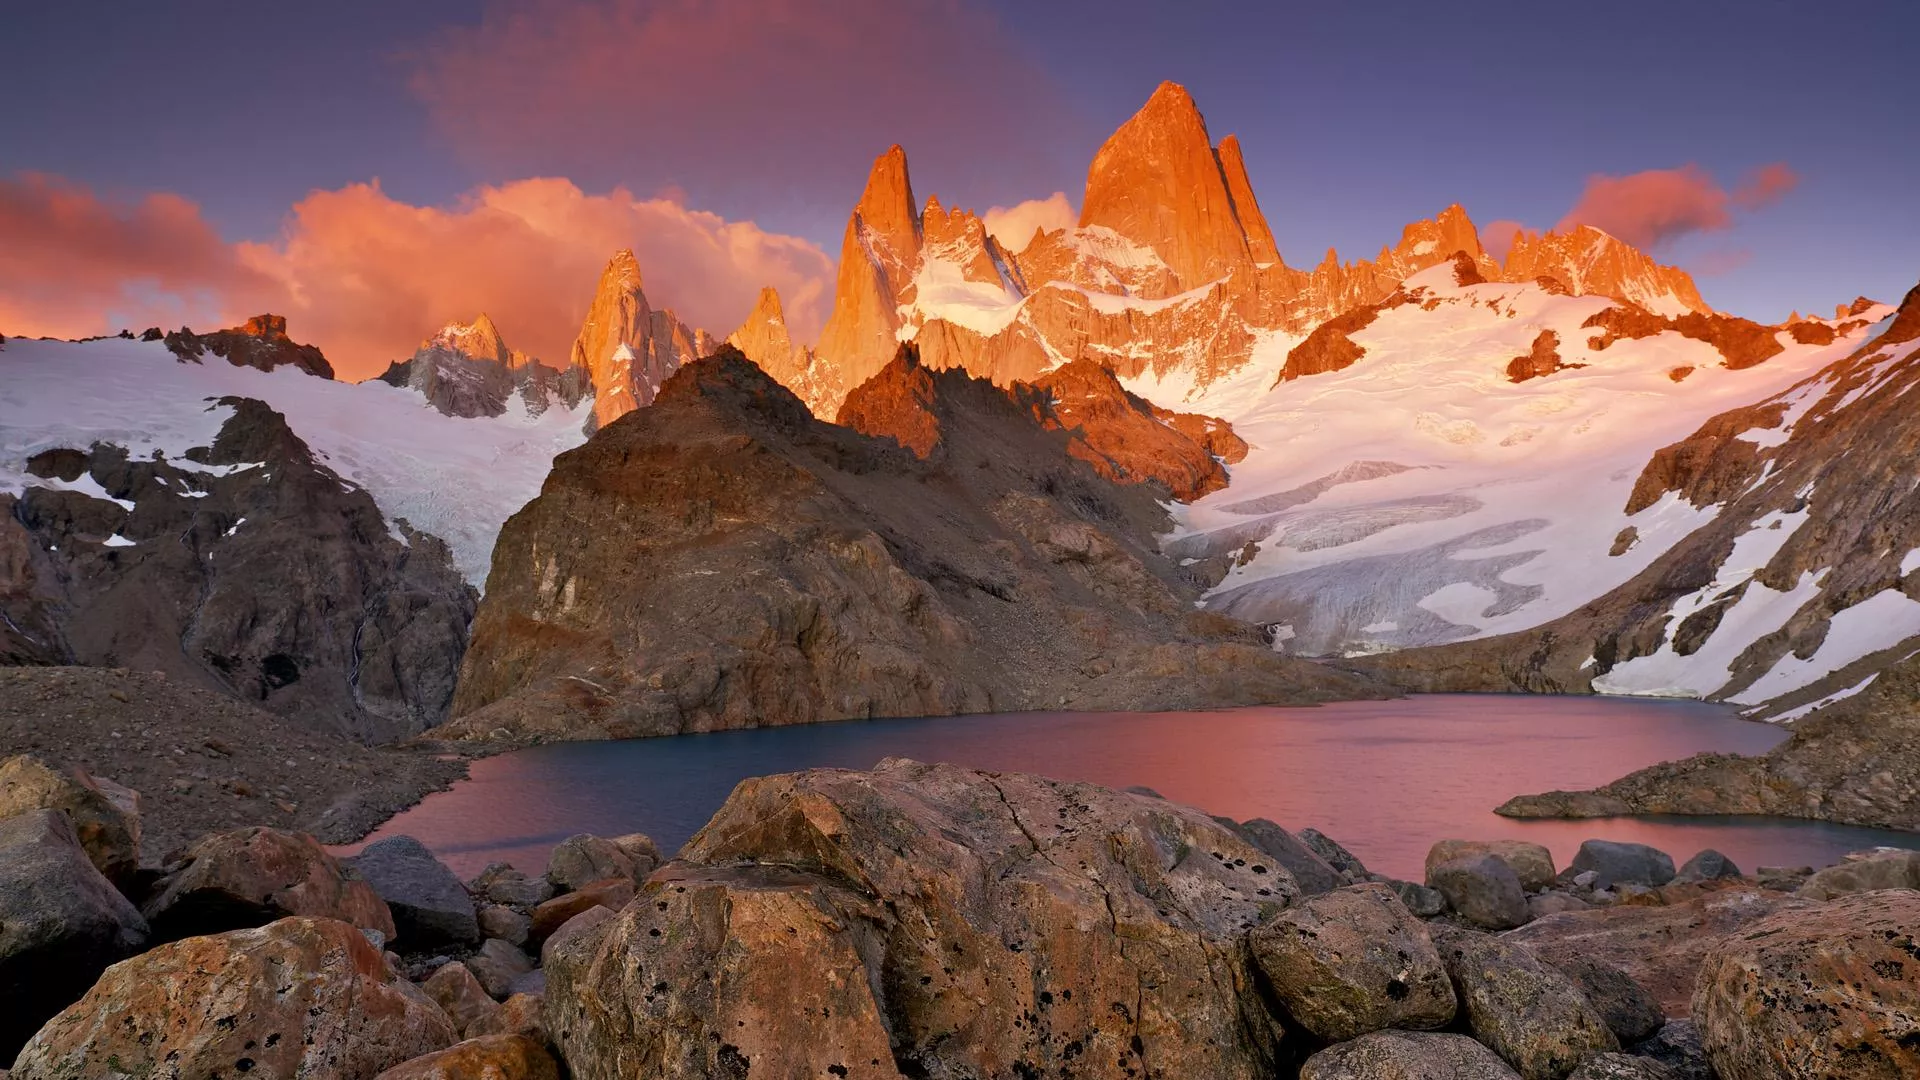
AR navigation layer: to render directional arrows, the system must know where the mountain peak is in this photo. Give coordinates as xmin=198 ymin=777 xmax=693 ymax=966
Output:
xmin=1503 ymin=224 xmax=1709 ymax=317
xmin=855 ymin=144 xmax=920 ymax=257
xmin=1079 ymin=82 xmax=1260 ymax=290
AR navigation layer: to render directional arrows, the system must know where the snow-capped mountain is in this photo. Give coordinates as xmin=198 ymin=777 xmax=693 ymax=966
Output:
xmin=376 ymin=312 xmax=590 ymax=419
xmin=570 ymin=249 xmax=714 ymax=431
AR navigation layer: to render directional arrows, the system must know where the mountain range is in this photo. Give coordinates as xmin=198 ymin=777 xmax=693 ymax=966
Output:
xmin=3 ymin=81 xmax=1916 ymax=828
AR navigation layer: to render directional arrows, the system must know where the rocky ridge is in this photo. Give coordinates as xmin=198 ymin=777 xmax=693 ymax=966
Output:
xmin=435 ymin=346 xmax=1375 ymax=743
xmin=376 ymin=314 xmax=589 ymax=419
xmin=570 ymin=249 xmax=714 ymax=432
xmin=162 ymin=314 xmax=335 ymax=379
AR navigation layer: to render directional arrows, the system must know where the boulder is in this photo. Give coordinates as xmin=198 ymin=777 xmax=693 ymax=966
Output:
xmin=11 ymin=916 xmax=456 ymax=1079
xmin=1692 ymin=889 xmax=1920 ymax=1079
xmin=468 ymin=992 xmax=547 ymax=1043
xmin=539 ymin=904 xmax=617 ymax=968
xmin=528 ymin=877 xmax=634 ymax=949
xmin=609 ymin=832 xmax=661 ymax=871
xmin=546 ymin=760 xmax=1301 ymax=1079
xmin=1433 ymin=925 xmax=1618 ymax=1080
xmin=1298 ymin=827 xmax=1369 ymax=880
xmin=1387 ymin=877 xmax=1449 ymax=917
xmin=1502 ymin=889 xmax=1813 ymax=1017
xmin=423 ymin=960 xmax=501 ymax=1036
xmin=1625 ymin=1021 xmax=1713 ymax=1080
xmin=1795 ymin=847 xmax=1920 ymax=899
xmin=1545 ymin=957 xmax=1663 ymax=1044
xmin=479 ymin=903 xmax=532 ymax=945
xmin=1671 ymin=850 xmax=1740 ymax=884
xmin=1227 ymin=817 xmax=1347 ymax=895
xmin=1299 ymin=1030 xmax=1522 ymax=1079
xmin=468 ymin=937 xmax=534 ymax=999
xmin=545 ymin=833 xmax=643 ymax=892
xmin=1427 ymin=840 xmax=1557 ymax=892
xmin=1528 ymin=891 xmax=1592 ymax=920
xmin=1567 ymin=1053 xmax=1677 ymax=1079
xmin=471 ymin=862 xmax=554 ymax=909
xmin=372 ymin=1034 xmax=562 ymax=1080
xmin=1753 ymin=864 xmax=1812 ymax=891
xmin=0 ymin=809 xmax=149 ymax=1061
xmin=1430 ymin=854 xmax=1530 ymax=930
xmin=1569 ymin=841 xmax=1674 ymax=889
xmin=1250 ymin=882 xmax=1455 ymax=1041
xmin=141 ymin=826 xmax=394 ymax=941
xmin=0 ymin=753 xmax=141 ymax=887
xmin=348 ymin=835 xmax=478 ymax=948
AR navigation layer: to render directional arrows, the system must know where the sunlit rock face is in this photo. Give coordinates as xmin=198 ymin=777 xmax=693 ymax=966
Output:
xmin=569 ymin=249 xmax=711 ymax=431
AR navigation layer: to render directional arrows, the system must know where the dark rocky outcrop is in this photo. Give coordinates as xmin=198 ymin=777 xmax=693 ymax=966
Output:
xmin=375 ymin=314 xmax=589 ymax=419
xmin=1507 ymin=330 xmax=1581 ymax=383
xmin=6 ymin=398 xmax=475 ymax=743
xmin=1433 ymin=926 xmax=1618 ymax=1079
xmin=346 ymin=835 xmax=479 ymax=948
xmin=164 ymin=314 xmax=334 ymax=378
xmin=438 ymin=347 xmax=1381 ymax=742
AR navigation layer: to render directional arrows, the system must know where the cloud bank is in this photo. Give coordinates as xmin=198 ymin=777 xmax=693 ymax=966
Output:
xmin=1 ymin=173 xmax=834 ymax=380
xmin=983 ymin=193 xmax=1077 ymax=253
xmin=1556 ymin=163 xmax=1798 ymax=249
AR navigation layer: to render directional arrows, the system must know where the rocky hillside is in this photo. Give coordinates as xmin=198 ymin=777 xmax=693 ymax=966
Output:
xmin=2 ymin=393 xmax=474 ymax=742
xmin=1353 ymin=281 xmax=1920 ymax=723
xmin=438 ymin=346 xmax=1378 ymax=742
xmin=376 ymin=313 xmax=589 ymax=419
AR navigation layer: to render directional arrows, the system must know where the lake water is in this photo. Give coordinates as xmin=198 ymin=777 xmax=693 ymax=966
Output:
xmin=364 ymin=694 xmax=1920 ymax=881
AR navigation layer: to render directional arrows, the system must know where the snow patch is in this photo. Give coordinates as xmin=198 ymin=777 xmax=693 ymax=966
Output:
xmin=1735 ymin=588 xmax=1920 ymax=704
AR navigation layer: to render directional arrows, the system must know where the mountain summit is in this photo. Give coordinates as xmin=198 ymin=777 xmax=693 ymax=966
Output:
xmin=569 ymin=249 xmax=712 ymax=431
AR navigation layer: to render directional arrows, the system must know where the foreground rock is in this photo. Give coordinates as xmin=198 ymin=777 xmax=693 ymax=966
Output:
xmin=373 ymin=1034 xmax=561 ymax=1080
xmin=1794 ymin=847 xmax=1920 ymax=898
xmin=1693 ymin=889 xmax=1920 ymax=1079
xmin=1428 ymin=839 xmax=1557 ymax=892
xmin=1545 ymin=958 xmax=1664 ymax=1045
xmin=1503 ymin=889 xmax=1812 ymax=1017
xmin=142 ymin=826 xmax=394 ymax=941
xmin=1430 ymin=854 xmax=1530 ymax=930
xmin=1300 ymin=1030 xmax=1521 ymax=1079
xmin=1434 ymin=926 xmax=1617 ymax=1080
xmin=544 ymin=832 xmax=654 ymax=892
xmin=440 ymin=350 xmax=1383 ymax=742
xmin=1250 ymin=882 xmax=1455 ymax=1040
xmin=546 ymin=759 xmax=1298 ymax=1079
xmin=0 ymin=754 xmax=141 ymax=886
xmin=0 ymin=809 xmax=149 ymax=1061
xmin=1569 ymin=841 xmax=1675 ymax=889
xmin=12 ymin=916 xmax=456 ymax=1080
xmin=347 ymin=835 xmax=478 ymax=948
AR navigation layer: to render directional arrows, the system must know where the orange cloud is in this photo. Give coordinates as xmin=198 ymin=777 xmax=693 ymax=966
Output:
xmin=407 ymin=0 xmax=1076 ymax=220
xmin=1556 ymin=162 xmax=1797 ymax=250
xmin=983 ymin=192 xmax=1076 ymax=253
xmin=1481 ymin=218 xmax=1524 ymax=263
xmin=0 ymin=171 xmax=833 ymax=380
xmin=0 ymin=172 xmax=277 ymax=338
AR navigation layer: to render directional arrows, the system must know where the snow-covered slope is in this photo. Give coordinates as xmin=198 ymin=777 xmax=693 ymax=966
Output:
xmin=0 ymin=337 xmax=590 ymax=586
xmin=1151 ymin=263 xmax=1890 ymax=659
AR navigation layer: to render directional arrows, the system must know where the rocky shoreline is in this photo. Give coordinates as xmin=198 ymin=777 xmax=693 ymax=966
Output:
xmin=4 ymin=753 xmax=1917 ymax=1078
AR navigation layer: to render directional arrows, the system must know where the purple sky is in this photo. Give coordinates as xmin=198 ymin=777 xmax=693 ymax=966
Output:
xmin=4 ymin=0 xmax=1916 ymax=348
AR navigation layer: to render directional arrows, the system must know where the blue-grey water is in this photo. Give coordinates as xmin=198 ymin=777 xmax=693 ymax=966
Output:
xmin=361 ymin=695 xmax=1919 ymax=881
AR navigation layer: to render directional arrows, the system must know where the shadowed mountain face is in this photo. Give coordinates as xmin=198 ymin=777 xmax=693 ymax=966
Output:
xmin=438 ymin=346 xmax=1381 ymax=742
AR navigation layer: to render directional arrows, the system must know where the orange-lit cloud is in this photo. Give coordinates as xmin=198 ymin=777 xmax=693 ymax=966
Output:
xmin=1482 ymin=218 xmax=1524 ymax=263
xmin=407 ymin=0 xmax=1077 ymax=219
xmin=0 ymin=172 xmax=833 ymax=380
xmin=0 ymin=173 xmax=278 ymax=338
xmin=983 ymin=192 xmax=1076 ymax=253
xmin=1556 ymin=163 xmax=1798 ymax=249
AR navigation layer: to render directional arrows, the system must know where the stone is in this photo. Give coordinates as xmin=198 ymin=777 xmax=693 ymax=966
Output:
xmin=1671 ymin=849 xmax=1741 ymax=884
xmin=545 ymin=832 xmax=641 ymax=892
xmin=1503 ymin=888 xmax=1813 ymax=1017
xmin=1298 ymin=827 xmax=1369 ymax=880
xmin=1566 ymin=1053 xmax=1677 ymax=1079
xmin=1249 ymin=882 xmax=1455 ymax=1041
xmin=1528 ymin=891 xmax=1592 ymax=919
xmin=1227 ymin=816 xmax=1347 ymax=895
xmin=471 ymin=862 xmax=554 ymax=909
xmin=372 ymin=1034 xmax=562 ymax=1080
xmin=1299 ymin=1030 xmax=1522 ymax=1079
xmin=1387 ymin=877 xmax=1449 ymax=917
xmin=1429 ymin=854 xmax=1530 ymax=930
xmin=0 ymin=809 xmax=149 ymax=1061
xmin=1433 ymin=925 xmax=1618 ymax=1080
xmin=528 ymin=877 xmax=633 ymax=950
xmin=1692 ymin=889 xmax=1920 ymax=1079
xmin=11 ymin=916 xmax=456 ymax=1080
xmin=539 ymin=904 xmax=616 ymax=968
xmin=0 ymin=754 xmax=141 ymax=887
xmin=467 ymin=937 xmax=534 ymax=999
xmin=479 ymin=903 xmax=531 ymax=945
xmin=1427 ymin=839 xmax=1558 ymax=891
xmin=608 ymin=832 xmax=661 ymax=872
xmin=1754 ymin=864 xmax=1812 ymax=891
xmin=546 ymin=760 xmax=1303 ymax=1080
xmin=1625 ymin=1021 xmax=1713 ymax=1080
xmin=467 ymin=992 xmax=547 ymax=1043
xmin=1795 ymin=847 xmax=1920 ymax=898
xmin=1570 ymin=841 xmax=1675 ymax=889
xmin=423 ymin=960 xmax=501 ymax=1036
xmin=141 ymin=825 xmax=394 ymax=941
xmin=1546 ymin=957 xmax=1664 ymax=1044
xmin=347 ymin=835 xmax=478 ymax=948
